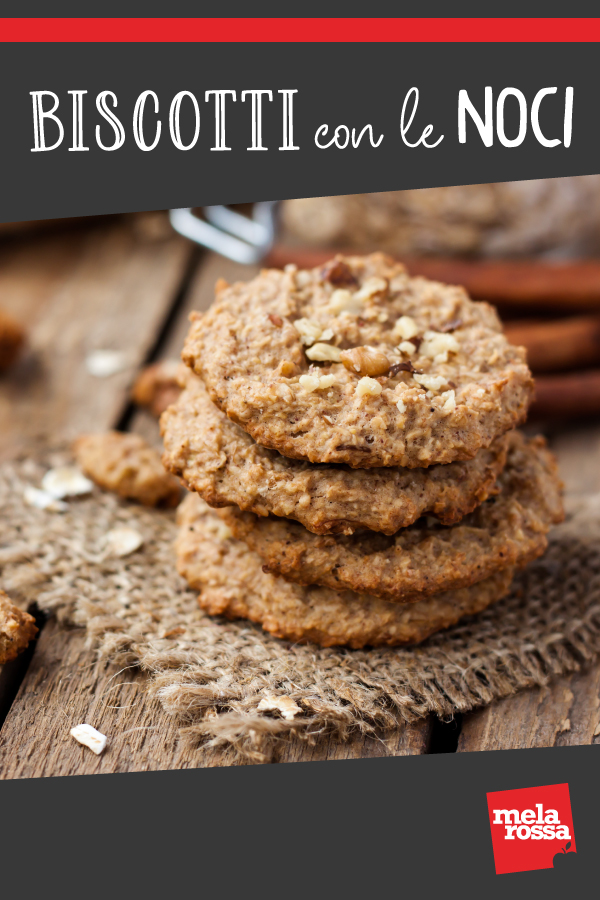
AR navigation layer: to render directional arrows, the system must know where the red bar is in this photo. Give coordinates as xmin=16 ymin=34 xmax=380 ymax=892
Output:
xmin=0 ymin=17 xmax=599 ymax=43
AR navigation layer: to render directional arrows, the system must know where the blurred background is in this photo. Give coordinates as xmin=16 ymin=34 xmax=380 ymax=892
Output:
xmin=3 ymin=176 xmax=600 ymax=476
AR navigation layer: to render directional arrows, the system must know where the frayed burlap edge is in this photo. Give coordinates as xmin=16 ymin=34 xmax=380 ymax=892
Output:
xmin=2 ymin=453 xmax=600 ymax=764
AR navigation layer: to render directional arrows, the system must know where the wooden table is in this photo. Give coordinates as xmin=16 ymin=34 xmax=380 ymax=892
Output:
xmin=1 ymin=214 xmax=599 ymax=778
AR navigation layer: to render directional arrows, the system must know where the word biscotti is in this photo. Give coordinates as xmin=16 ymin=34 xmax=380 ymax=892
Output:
xmin=162 ymin=253 xmax=563 ymax=648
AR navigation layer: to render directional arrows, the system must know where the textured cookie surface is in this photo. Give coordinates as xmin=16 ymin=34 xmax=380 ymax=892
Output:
xmin=220 ymin=432 xmax=564 ymax=603
xmin=182 ymin=254 xmax=533 ymax=468
xmin=0 ymin=590 xmax=38 ymax=664
xmin=74 ymin=432 xmax=181 ymax=508
xmin=176 ymin=494 xmax=515 ymax=649
xmin=162 ymin=370 xmax=509 ymax=535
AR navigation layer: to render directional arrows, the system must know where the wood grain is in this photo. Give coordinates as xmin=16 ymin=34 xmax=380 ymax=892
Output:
xmin=457 ymin=420 xmax=600 ymax=752
xmin=0 ymin=216 xmax=194 ymax=776
xmin=458 ymin=668 xmax=600 ymax=752
xmin=0 ymin=216 xmax=191 ymax=460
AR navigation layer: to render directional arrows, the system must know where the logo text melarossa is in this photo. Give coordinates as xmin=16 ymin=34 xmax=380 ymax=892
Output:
xmin=492 ymin=805 xmax=572 ymax=841
xmin=29 ymin=86 xmax=573 ymax=153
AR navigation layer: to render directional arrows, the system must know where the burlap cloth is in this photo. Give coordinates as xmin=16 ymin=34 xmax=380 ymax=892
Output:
xmin=2 ymin=454 xmax=600 ymax=763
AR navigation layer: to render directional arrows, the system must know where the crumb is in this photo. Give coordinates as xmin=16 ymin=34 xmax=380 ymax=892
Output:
xmin=73 ymin=432 xmax=180 ymax=507
xmin=0 ymin=589 xmax=38 ymax=664
xmin=257 ymin=694 xmax=302 ymax=720
xmin=70 ymin=724 xmax=107 ymax=755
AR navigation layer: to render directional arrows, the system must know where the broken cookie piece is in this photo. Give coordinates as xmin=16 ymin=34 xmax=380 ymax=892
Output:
xmin=0 ymin=308 xmax=25 ymax=372
xmin=0 ymin=589 xmax=38 ymax=664
xmin=73 ymin=431 xmax=181 ymax=507
xmin=132 ymin=360 xmax=183 ymax=417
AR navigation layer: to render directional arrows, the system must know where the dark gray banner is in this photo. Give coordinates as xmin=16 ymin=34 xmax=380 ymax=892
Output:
xmin=1 ymin=41 xmax=599 ymax=222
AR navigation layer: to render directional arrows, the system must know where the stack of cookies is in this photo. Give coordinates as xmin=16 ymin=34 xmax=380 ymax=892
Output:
xmin=161 ymin=254 xmax=564 ymax=649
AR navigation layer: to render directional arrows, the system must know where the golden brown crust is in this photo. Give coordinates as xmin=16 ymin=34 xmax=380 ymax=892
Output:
xmin=132 ymin=360 xmax=183 ymax=418
xmin=73 ymin=432 xmax=181 ymax=508
xmin=0 ymin=309 xmax=25 ymax=372
xmin=0 ymin=590 xmax=37 ymax=664
xmin=220 ymin=432 xmax=564 ymax=603
xmin=175 ymin=495 xmax=515 ymax=649
xmin=182 ymin=253 xmax=534 ymax=468
xmin=161 ymin=371 xmax=509 ymax=535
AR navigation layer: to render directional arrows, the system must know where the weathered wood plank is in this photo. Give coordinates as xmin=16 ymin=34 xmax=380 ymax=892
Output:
xmin=0 ymin=215 xmax=194 ymax=775
xmin=0 ymin=618 xmax=229 ymax=778
xmin=458 ymin=420 xmax=600 ymax=752
xmin=458 ymin=667 xmax=600 ymax=752
xmin=0 ymin=215 xmax=191 ymax=459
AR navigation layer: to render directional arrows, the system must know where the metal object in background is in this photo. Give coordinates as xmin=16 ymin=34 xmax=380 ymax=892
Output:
xmin=169 ymin=202 xmax=277 ymax=264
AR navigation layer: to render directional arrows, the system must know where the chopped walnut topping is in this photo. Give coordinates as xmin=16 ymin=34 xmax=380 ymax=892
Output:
xmin=440 ymin=317 xmax=462 ymax=333
xmin=420 ymin=331 xmax=460 ymax=364
xmin=340 ymin=346 xmax=390 ymax=377
xmin=414 ymin=373 xmax=449 ymax=392
xmin=398 ymin=341 xmax=415 ymax=356
xmin=328 ymin=289 xmax=363 ymax=315
xmin=306 ymin=342 xmax=342 ymax=362
xmin=389 ymin=360 xmax=418 ymax=377
xmin=321 ymin=259 xmax=358 ymax=287
xmin=396 ymin=397 xmax=406 ymax=414
xmin=440 ymin=389 xmax=456 ymax=414
xmin=356 ymin=376 xmax=383 ymax=398
xmin=295 ymin=270 xmax=312 ymax=288
xmin=392 ymin=315 xmax=419 ymax=341
xmin=354 ymin=276 xmax=388 ymax=302
xmin=299 ymin=373 xmax=336 ymax=392
xmin=293 ymin=317 xmax=324 ymax=345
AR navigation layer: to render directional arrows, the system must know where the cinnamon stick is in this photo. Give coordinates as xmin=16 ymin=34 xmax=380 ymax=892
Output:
xmin=0 ymin=308 xmax=25 ymax=371
xmin=530 ymin=370 xmax=600 ymax=419
xmin=267 ymin=246 xmax=600 ymax=313
xmin=504 ymin=315 xmax=600 ymax=373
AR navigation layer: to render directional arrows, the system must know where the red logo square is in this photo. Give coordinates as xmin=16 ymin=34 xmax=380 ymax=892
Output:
xmin=487 ymin=783 xmax=576 ymax=875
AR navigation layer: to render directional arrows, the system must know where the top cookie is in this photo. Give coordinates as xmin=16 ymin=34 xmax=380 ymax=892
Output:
xmin=182 ymin=254 xmax=533 ymax=468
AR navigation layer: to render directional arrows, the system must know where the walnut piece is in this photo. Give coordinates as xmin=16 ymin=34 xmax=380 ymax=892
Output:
xmin=73 ymin=432 xmax=180 ymax=507
xmin=420 ymin=331 xmax=460 ymax=364
xmin=306 ymin=342 xmax=342 ymax=362
xmin=414 ymin=373 xmax=450 ymax=392
xmin=327 ymin=289 xmax=364 ymax=315
xmin=340 ymin=346 xmax=390 ymax=377
xmin=293 ymin=318 xmax=325 ymax=346
xmin=355 ymin=376 xmax=383 ymax=398
xmin=392 ymin=315 xmax=419 ymax=341
xmin=299 ymin=374 xmax=336 ymax=393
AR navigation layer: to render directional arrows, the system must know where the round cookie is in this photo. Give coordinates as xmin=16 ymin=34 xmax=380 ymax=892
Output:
xmin=219 ymin=432 xmax=564 ymax=604
xmin=161 ymin=370 xmax=509 ymax=536
xmin=176 ymin=494 xmax=515 ymax=649
xmin=182 ymin=253 xmax=533 ymax=468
